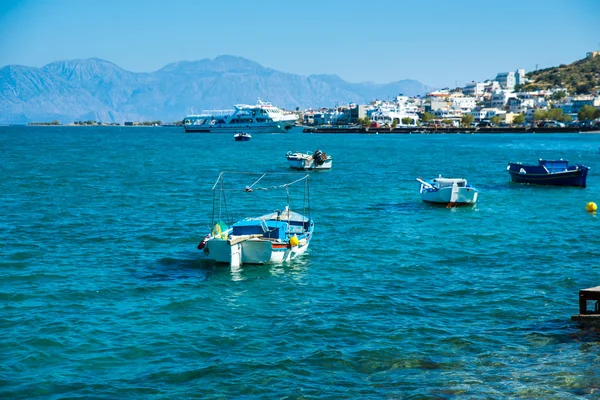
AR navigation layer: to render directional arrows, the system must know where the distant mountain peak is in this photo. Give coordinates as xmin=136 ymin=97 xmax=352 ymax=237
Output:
xmin=0 ymin=55 xmax=434 ymax=124
xmin=159 ymin=55 xmax=265 ymax=74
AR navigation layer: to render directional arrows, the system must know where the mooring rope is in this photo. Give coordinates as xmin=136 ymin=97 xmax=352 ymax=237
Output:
xmin=250 ymin=175 xmax=309 ymax=191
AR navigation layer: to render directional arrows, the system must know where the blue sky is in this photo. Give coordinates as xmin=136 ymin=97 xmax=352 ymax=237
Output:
xmin=0 ymin=0 xmax=599 ymax=88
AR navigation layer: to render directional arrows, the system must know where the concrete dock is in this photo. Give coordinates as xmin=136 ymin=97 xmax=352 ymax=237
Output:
xmin=571 ymin=286 xmax=600 ymax=326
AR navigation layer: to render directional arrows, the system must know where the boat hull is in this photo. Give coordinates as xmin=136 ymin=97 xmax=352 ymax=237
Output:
xmin=421 ymin=187 xmax=478 ymax=205
xmin=185 ymin=123 xmax=292 ymax=133
xmin=287 ymin=157 xmax=332 ymax=170
xmin=205 ymin=237 xmax=310 ymax=265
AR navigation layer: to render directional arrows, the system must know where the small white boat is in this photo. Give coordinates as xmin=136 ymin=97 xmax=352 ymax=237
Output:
xmin=417 ymin=176 xmax=478 ymax=206
xmin=286 ymin=150 xmax=332 ymax=170
xmin=234 ymin=132 xmax=251 ymax=141
xmin=198 ymin=172 xmax=314 ymax=266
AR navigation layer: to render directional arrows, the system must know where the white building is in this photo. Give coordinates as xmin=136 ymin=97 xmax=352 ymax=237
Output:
xmin=433 ymin=108 xmax=463 ymax=120
xmin=450 ymin=96 xmax=476 ymax=112
xmin=368 ymin=100 xmax=420 ymax=126
xmin=515 ymin=68 xmax=526 ymax=85
xmin=507 ymin=97 xmax=535 ymax=114
xmin=495 ymin=72 xmax=516 ymax=90
xmin=489 ymin=91 xmax=517 ymax=109
xmin=428 ymin=100 xmax=450 ymax=112
xmin=469 ymin=107 xmax=502 ymax=121
xmin=483 ymin=80 xmax=502 ymax=93
xmin=463 ymin=81 xmax=485 ymax=97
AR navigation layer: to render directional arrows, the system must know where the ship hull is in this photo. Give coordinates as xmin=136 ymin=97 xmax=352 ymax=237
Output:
xmin=185 ymin=124 xmax=291 ymax=133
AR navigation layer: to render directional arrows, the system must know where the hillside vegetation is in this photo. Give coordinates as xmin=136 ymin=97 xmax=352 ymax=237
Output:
xmin=520 ymin=55 xmax=600 ymax=94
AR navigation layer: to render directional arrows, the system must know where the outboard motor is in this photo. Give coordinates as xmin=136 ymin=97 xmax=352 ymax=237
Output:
xmin=312 ymin=150 xmax=325 ymax=165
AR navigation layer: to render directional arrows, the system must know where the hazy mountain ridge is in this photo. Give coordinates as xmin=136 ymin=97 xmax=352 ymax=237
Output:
xmin=0 ymin=55 xmax=435 ymax=124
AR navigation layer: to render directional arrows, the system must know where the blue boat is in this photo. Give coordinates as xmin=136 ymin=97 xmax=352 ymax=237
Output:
xmin=507 ymin=159 xmax=589 ymax=187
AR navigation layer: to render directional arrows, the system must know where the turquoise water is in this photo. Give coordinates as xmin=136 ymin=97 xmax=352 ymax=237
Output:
xmin=1 ymin=126 xmax=600 ymax=399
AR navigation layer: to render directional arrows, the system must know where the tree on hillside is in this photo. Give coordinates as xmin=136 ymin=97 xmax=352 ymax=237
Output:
xmin=490 ymin=116 xmax=501 ymax=126
xmin=421 ymin=112 xmax=434 ymax=122
xmin=547 ymin=108 xmax=564 ymax=121
xmin=578 ymin=105 xmax=600 ymax=121
xmin=461 ymin=114 xmax=474 ymax=127
xmin=551 ymin=91 xmax=566 ymax=100
xmin=513 ymin=114 xmax=525 ymax=125
xmin=533 ymin=109 xmax=548 ymax=122
xmin=576 ymin=83 xmax=593 ymax=94
xmin=401 ymin=117 xmax=413 ymax=126
xmin=356 ymin=116 xmax=371 ymax=128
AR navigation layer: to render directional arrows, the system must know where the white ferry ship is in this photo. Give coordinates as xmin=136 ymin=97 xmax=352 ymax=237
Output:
xmin=183 ymin=100 xmax=297 ymax=133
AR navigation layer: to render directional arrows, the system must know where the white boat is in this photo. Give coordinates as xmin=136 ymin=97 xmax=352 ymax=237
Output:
xmin=198 ymin=172 xmax=314 ymax=266
xmin=417 ymin=176 xmax=478 ymax=206
xmin=234 ymin=132 xmax=251 ymax=141
xmin=184 ymin=100 xmax=297 ymax=133
xmin=286 ymin=150 xmax=332 ymax=170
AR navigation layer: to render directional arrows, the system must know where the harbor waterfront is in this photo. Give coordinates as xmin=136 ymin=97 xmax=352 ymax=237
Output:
xmin=2 ymin=126 xmax=600 ymax=398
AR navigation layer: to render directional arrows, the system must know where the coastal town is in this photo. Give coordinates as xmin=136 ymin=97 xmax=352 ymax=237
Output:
xmin=300 ymin=51 xmax=600 ymax=132
xmin=27 ymin=52 xmax=600 ymax=132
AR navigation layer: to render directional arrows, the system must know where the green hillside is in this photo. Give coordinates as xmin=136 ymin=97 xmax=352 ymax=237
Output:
xmin=519 ymin=54 xmax=600 ymax=94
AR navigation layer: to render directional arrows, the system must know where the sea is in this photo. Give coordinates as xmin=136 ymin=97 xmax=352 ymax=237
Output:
xmin=1 ymin=126 xmax=600 ymax=399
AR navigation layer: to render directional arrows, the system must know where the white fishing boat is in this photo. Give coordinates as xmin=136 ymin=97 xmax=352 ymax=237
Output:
xmin=417 ymin=175 xmax=478 ymax=206
xmin=184 ymin=100 xmax=297 ymax=133
xmin=286 ymin=150 xmax=332 ymax=170
xmin=198 ymin=172 xmax=314 ymax=266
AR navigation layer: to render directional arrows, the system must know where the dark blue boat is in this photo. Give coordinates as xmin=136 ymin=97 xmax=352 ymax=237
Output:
xmin=507 ymin=159 xmax=589 ymax=187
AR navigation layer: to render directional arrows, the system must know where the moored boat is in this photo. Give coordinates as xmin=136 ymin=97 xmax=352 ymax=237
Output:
xmin=234 ymin=132 xmax=251 ymax=141
xmin=184 ymin=100 xmax=296 ymax=133
xmin=286 ymin=150 xmax=332 ymax=170
xmin=507 ymin=159 xmax=589 ymax=187
xmin=199 ymin=172 xmax=314 ymax=266
xmin=417 ymin=176 xmax=479 ymax=206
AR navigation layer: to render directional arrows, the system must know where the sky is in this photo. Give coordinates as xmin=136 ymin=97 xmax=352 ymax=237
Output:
xmin=0 ymin=0 xmax=599 ymax=88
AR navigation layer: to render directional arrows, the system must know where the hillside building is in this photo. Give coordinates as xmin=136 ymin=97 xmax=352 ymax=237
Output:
xmin=495 ymin=72 xmax=516 ymax=90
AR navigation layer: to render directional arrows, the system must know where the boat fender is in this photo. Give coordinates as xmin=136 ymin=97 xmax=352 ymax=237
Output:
xmin=289 ymin=235 xmax=299 ymax=247
xmin=197 ymin=234 xmax=210 ymax=250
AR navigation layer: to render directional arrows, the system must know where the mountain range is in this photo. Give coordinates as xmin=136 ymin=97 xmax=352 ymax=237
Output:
xmin=0 ymin=55 xmax=435 ymax=124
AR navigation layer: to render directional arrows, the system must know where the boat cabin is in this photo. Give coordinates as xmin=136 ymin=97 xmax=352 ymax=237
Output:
xmin=432 ymin=177 xmax=468 ymax=188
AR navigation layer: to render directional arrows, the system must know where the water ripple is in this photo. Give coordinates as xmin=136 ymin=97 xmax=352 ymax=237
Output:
xmin=2 ymin=128 xmax=600 ymax=398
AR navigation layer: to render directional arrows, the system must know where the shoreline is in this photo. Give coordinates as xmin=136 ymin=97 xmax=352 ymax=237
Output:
xmin=5 ymin=124 xmax=599 ymax=134
xmin=303 ymin=126 xmax=600 ymax=134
